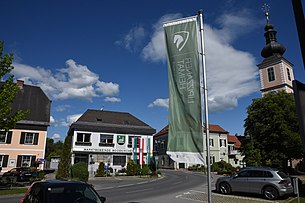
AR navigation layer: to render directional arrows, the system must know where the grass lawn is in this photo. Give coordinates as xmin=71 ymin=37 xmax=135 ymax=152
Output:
xmin=0 ymin=187 xmax=27 ymax=196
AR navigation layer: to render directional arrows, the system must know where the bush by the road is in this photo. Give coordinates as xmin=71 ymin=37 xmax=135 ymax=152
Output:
xmin=71 ymin=162 xmax=89 ymax=182
xmin=211 ymin=161 xmax=236 ymax=175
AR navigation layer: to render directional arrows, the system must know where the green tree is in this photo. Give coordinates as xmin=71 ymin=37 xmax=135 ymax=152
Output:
xmin=240 ymin=138 xmax=262 ymax=166
xmin=56 ymin=135 xmax=72 ymax=180
xmin=0 ymin=41 xmax=28 ymax=130
xmin=45 ymin=137 xmax=63 ymax=161
xmin=243 ymin=91 xmax=303 ymax=170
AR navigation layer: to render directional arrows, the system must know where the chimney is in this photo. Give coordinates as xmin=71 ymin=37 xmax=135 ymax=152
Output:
xmin=16 ymin=80 xmax=24 ymax=88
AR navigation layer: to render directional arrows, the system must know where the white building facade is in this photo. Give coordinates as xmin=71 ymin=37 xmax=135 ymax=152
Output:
xmin=69 ymin=110 xmax=155 ymax=176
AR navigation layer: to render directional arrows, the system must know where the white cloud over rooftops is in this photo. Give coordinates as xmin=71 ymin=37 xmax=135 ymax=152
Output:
xmin=12 ymin=59 xmax=121 ymax=102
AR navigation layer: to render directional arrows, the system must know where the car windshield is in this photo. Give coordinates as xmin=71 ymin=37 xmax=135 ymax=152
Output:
xmin=277 ymin=171 xmax=289 ymax=178
xmin=46 ymin=184 xmax=102 ymax=203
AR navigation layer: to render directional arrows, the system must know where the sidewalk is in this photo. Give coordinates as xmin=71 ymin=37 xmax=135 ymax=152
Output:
xmin=176 ymin=190 xmax=284 ymax=203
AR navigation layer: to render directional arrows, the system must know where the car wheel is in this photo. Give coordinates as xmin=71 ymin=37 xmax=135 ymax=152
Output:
xmin=219 ymin=182 xmax=231 ymax=194
xmin=263 ymin=186 xmax=279 ymax=200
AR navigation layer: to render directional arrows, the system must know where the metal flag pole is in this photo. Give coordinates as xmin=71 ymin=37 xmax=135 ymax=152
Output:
xmin=198 ymin=9 xmax=212 ymax=203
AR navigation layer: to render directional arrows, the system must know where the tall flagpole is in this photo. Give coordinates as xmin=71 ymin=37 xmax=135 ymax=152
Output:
xmin=198 ymin=10 xmax=212 ymax=203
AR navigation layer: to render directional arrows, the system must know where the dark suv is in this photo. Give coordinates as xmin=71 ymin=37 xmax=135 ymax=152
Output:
xmin=215 ymin=166 xmax=293 ymax=200
xmin=20 ymin=180 xmax=106 ymax=203
xmin=2 ymin=167 xmax=33 ymax=181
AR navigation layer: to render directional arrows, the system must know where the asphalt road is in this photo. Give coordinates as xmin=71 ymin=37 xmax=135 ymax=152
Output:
xmin=0 ymin=170 xmax=212 ymax=203
xmin=93 ymin=170 xmax=210 ymax=203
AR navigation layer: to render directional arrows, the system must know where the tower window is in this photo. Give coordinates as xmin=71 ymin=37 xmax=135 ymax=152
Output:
xmin=287 ymin=68 xmax=291 ymax=81
xmin=267 ymin=67 xmax=275 ymax=82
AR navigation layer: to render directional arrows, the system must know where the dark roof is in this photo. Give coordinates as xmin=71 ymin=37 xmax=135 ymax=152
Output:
xmin=0 ymin=81 xmax=51 ymax=126
xmin=69 ymin=109 xmax=156 ymax=135
xmin=154 ymin=124 xmax=228 ymax=138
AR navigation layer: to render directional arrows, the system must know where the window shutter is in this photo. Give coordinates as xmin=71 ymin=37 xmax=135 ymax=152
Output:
xmin=6 ymin=131 xmax=12 ymax=144
xmin=20 ymin=132 xmax=25 ymax=144
xmin=34 ymin=134 xmax=39 ymax=145
xmin=2 ymin=155 xmax=9 ymax=167
xmin=17 ymin=155 xmax=22 ymax=167
xmin=31 ymin=156 xmax=36 ymax=167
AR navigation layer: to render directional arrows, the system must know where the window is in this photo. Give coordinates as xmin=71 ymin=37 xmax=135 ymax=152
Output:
xmin=77 ymin=133 xmax=91 ymax=142
xmin=220 ymin=139 xmax=226 ymax=147
xmin=287 ymin=68 xmax=291 ymax=81
xmin=238 ymin=170 xmax=251 ymax=177
xmin=20 ymin=132 xmax=38 ymax=145
xmin=209 ymin=156 xmax=215 ymax=164
xmin=128 ymin=136 xmax=137 ymax=148
xmin=0 ymin=131 xmax=7 ymax=143
xmin=267 ymin=67 xmax=275 ymax=82
xmin=113 ymin=155 xmax=126 ymax=166
xmin=17 ymin=155 xmax=36 ymax=167
xmin=209 ymin=139 xmax=214 ymax=147
xmin=25 ymin=133 xmax=34 ymax=144
xmin=75 ymin=133 xmax=91 ymax=146
xmin=99 ymin=134 xmax=114 ymax=147
xmin=0 ymin=155 xmax=9 ymax=167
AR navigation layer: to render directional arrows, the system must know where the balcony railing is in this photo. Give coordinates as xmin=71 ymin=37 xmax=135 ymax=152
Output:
xmin=228 ymin=150 xmax=238 ymax=155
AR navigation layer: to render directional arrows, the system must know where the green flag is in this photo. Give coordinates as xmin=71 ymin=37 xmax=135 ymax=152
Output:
xmin=163 ymin=16 xmax=204 ymax=164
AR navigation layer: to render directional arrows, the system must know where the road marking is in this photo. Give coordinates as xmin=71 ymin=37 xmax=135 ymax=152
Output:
xmin=125 ymin=188 xmax=153 ymax=194
xmin=96 ymin=186 xmax=114 ymax=190
xmin=117 ymin=184 xmax=134 ymax=187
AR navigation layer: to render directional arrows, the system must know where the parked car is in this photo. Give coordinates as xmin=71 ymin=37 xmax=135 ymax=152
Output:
xmin=215 ymin=166 xmax=293 ymax=200
xmin=2 ymin=167 xmax=33 ymax=181
xmin=19 ymin=179 xmax=106 ymax=203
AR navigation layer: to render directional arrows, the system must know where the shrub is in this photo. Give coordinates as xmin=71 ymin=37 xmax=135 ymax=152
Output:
xmin=127 ymin=160 xmax=136 ymax=176
xmin=211 ymin=161 xmax=235 ymax=174
xmin=140 ymin=165 xmax=150 ymax=176
xmin=95 ymin=162 xmax=105 ymax=177
xmin=149 ymin=158 xmax=157 ymax=175
xmin=71 ymin=162 xmax=89 ymax=182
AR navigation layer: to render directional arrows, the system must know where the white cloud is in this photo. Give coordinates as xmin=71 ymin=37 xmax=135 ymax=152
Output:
xmin=61 ymin=114 xmax=82 ymax=127
xmin=55 ymin=105 xmax=71 ymax=112
xmin=115 ymin=25 xmax=146 ymax=52
xmin=50 ymin=116 xmax=58 ymax=127
xmin=143 ymin=12 xmax=260 ymax=112
xmin=142 ymin=13 xmax=182 ymax=62
xmin=12 ymin=59 xmax=120 ymax=101
xmin=148 ymin=98 xmax=169 ymax=108
xmin=50 ymin=116 xmax=55 ymax=123
xmin=96 ymin=81 xmax=119 ymax=96
xmin=51 ymin=133 xmax=61 ymax=139
xmin=104 ymin=97 xmax=121 ymax=102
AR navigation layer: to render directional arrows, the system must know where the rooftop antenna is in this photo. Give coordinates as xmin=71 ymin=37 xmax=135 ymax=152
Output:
xmin=262 ymin=3 xmax=271 ymax=23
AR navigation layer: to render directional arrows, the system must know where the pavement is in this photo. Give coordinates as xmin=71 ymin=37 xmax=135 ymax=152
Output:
xmin=2 ymin=171 xmax=301 ymax=203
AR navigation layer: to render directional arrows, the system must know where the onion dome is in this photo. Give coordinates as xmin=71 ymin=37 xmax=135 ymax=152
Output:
xmin=261 ymin=7 xmax=286 ymax=58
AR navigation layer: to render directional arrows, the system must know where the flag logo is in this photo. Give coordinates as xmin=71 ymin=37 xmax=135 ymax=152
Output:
xmin=173 ymin=31 xmax=189 ymax=51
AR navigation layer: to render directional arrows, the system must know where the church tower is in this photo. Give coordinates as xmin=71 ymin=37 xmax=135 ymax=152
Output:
xmin=257 ymin=6 xmax=294 ymax=96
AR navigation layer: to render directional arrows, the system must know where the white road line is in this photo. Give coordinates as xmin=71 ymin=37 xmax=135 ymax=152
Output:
xmin=125 ymin=188 xmax=153 ymax=194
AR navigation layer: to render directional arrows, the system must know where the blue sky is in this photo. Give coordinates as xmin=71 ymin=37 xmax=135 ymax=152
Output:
xmin=1 ymin=0 xmax=304 ymax=141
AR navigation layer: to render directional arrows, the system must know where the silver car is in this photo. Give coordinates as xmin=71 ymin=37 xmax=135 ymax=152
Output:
xmin=215 ymin=166 xmax=293 ymax=200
